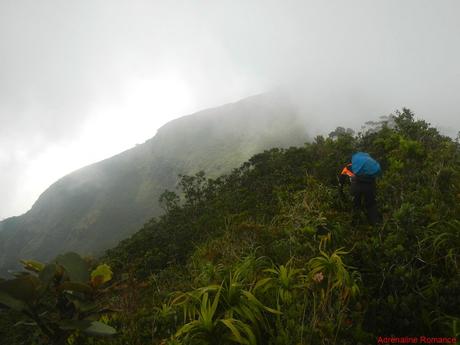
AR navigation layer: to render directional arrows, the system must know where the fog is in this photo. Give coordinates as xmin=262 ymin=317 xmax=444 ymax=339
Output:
xmin=1 ymin=0 xmax=459 ymax=220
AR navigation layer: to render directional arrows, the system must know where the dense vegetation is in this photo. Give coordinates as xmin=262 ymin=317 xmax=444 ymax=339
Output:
xmin=1 ymin=109 xmax=459 ymax=344
xmin=0 ymin=254 xmax=116 ymax=344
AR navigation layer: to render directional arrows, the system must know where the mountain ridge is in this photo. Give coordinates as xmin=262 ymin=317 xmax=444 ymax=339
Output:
xmin=0 ymin=93 xmax=310 ymax=276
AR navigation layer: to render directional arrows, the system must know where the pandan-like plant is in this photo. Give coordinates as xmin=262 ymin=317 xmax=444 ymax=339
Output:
xmin=169 ymin=258 xmax=281 ymax=345
xmin=173 ymin=287 xmax=257 ymax=345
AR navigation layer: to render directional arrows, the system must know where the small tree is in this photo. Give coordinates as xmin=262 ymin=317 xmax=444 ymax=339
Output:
xmin=0 ymin=253 xmax=116 ymax=345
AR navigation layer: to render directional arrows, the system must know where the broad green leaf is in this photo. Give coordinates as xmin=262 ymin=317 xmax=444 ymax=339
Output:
xmin=0 ymin=275 xmax=41 ymax=303
xmin=59 ymin=319 xmax=92 ymax=330
xmin=38 ymin=263 xmax=57 ymax=285
xmin=20 ymin=259 xmax=45 ymax=273
xmin=72 ymin=300 xmax=98 ymax=313
xmin=58 ymin=281 xmax=93 ymax=294
xmin=83 ymin=313 xmax=102 ymax=321
xmin=0 ymin=290 xmax=26 ymax=311
xmin=90 ymin=264 xmax=113 ymax=287
xmin=82 ymin=321 xmax=117 ymax=337
xmin=55 ymin=252 xmax=89 ymax=283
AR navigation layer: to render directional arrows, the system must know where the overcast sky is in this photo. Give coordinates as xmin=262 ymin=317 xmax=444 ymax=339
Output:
xmin=1 ymin=0 xmax=459 ymax=220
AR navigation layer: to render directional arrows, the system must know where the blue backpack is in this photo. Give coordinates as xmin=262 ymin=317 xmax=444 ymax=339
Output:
xmin=351 ymin=152 xmax=381 ymax=177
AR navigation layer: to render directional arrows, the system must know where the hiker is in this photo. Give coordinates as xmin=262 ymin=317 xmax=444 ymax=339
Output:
xmin=339 ymin=152 xmax=381 ymax=225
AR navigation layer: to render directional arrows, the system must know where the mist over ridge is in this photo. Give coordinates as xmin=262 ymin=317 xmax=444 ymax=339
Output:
xmin=0 ymin=92 xmax=315 ymax=276
xmin=2 ymin=0 xmax=460 ymax=219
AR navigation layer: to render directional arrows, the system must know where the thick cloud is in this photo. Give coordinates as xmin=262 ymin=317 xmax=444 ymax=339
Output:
xmin=1 ymin=0 xmax=459 ymax=219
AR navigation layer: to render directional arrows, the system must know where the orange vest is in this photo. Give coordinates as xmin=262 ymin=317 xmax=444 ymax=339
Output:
xmin=341 ymin=164 xmax=355 ymax=177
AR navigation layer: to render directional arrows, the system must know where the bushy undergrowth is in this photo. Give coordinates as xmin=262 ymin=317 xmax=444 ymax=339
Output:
xmin=1 ymin=110 xmax=459 ymax=344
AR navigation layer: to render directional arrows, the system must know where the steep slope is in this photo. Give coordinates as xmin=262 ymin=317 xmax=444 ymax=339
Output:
xmin=1 ymin=111 xmax=459 ymax=344
xmin=100 ymin=111 xmax=459 ymax=343
xmin=0 ymin=93 xmax=309 ymax=275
